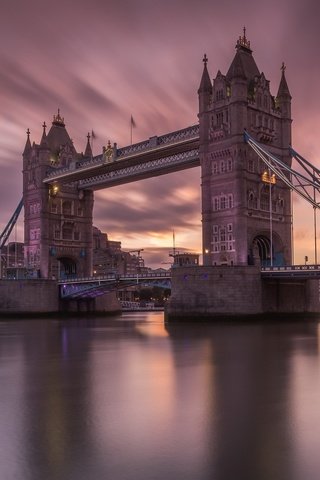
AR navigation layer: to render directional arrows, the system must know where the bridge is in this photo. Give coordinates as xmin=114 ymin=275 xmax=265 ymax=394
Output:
xmin=2 ymin=31 xmax=320 ymax=318
xmin=59 ymin=271 xmax=171 ymax=299
xmin=42 ymin=124 xmax=200 ymax=189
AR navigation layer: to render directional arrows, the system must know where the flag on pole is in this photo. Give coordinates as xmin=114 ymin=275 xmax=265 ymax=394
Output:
xmin=130 ymin=115 xmax=136 ymax=145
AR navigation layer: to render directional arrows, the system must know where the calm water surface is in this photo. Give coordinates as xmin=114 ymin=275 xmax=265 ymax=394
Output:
xmin=1 ymin=312 xmax=320 ymax=480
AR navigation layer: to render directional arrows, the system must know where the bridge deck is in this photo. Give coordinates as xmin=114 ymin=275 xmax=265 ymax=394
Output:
xmin=43 ymin=125 xmax=200 ymax=189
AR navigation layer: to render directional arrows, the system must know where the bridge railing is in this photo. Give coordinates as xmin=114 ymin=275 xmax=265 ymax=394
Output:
xmin=58 ymin=271 xmax=171 ymax=285
xmin=261 ymin=264 xmax=320 ymax=272
xmin=117 ymin=124 xmax=199 ymax=159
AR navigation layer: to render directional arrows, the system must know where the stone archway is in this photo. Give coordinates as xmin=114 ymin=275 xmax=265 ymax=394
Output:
xmin=250 ymin=233 xmax=285 ymax=267
xmin=58 ymin=256 xmax=77 ymax=279
xmin=254 ymin=235 xmax=271 ymax=266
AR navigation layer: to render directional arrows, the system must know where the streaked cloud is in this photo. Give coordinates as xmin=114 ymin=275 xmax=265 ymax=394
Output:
xmin=0 ymin=0 xmax=319 ymax=266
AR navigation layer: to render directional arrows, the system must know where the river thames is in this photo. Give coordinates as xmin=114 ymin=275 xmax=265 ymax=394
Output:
xmin=1 ymin=312 xmax=320 ymax=479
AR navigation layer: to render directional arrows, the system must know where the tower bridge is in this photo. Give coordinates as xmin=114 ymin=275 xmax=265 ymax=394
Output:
xmin=43 ymin=124 xmax=200 ymax=189
xmin=2 ymin=29 xmax=320 ymax=318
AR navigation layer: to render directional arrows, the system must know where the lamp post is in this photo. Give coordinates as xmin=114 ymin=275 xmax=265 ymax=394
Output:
xmin=262 ymin=169 xmax=276 ymax=267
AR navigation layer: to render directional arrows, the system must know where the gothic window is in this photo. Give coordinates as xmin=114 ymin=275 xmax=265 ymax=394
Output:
xmin=62 ymin=223 xmax=73 ymax=240
xmin=214 ymin=245 xmax=219 ymax=252
xmin=51 ymin=202 xmax=58 ymax=214
xmin=74 ymin=231 xmax=80 ymax=241
xmin=220 ymin=228 xmax=226 ymax=242
xmin=212 ymin=162 xmax=218 ymax=174
xmin=228 ymin=194 xmax=233 ymax=208
xmin=213 ymin=197 xmax=219 ymax=211
xmin=260 ymin=193 xmax=270 ymax=211
xmin=227 ymin=223 xmax=232 ymax=232
xmin=220 ymin=196 xmax=227 ymax=210
xmin=216 ymin=112 xmax=223 ymax=127
xmin=62 ymin=201 xmax=72 ymax=216
xmin=226 ymin=85 xmax=231 ymax=97
xmin=227 ymin=158 xmax=233 ymax=172
xmin=216 ymin=89 xmax=224 ymax=101
xmin=220 ymin=160 xmax=226 ymax=173
xmin=54 ymin=226 xmax=60 ymax=239
xmin=221 ymin=244 xmax=226 ymax=251
xmin=213 ymin=225 xmax=218 ymax=234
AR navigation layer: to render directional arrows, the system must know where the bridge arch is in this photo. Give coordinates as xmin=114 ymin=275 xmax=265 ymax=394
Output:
xmin=58 ymin=256 xmax=77 ymax=279
xmin=250 ymin=232 xmax=285 ymax=267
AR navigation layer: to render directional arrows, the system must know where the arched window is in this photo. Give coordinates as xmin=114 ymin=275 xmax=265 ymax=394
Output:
xmin=62 ymin=201 xmax=72 ymax=216
xmin=62 ymin=222 xmax=73 ymax=240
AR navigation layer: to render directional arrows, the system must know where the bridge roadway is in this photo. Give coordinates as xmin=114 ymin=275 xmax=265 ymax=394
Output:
xmin=59 ymin=265 xmax=320 ymax=299
xmin=43 ymin=124 xmax=200 ymax=190
xmin=261 ymin=265 xmax=320 ymax=278
xmin=59 ymin=271 xmax=172 ymax=299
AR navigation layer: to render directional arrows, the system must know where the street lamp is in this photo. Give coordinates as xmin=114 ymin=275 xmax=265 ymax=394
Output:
xmin=262 ymin=169 xmax=276 ymax=267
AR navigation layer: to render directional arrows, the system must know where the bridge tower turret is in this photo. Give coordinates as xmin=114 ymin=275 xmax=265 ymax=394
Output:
xmin=23 ymin=112 xmax=94 ymax=279
xmin=199 ymin=30 xmax=292 ymax=267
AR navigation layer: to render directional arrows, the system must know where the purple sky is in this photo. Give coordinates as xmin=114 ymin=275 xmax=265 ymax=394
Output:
xmin=1 ymin=0 xmax=320 ymax=267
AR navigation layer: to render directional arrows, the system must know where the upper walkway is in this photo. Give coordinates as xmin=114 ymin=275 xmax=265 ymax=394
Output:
xmin=43 ymin=124 xmax=200 ymax=190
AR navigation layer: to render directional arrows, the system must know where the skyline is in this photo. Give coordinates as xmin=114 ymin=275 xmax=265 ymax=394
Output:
xmin=1 ymin=0 xmax=320 ymax=267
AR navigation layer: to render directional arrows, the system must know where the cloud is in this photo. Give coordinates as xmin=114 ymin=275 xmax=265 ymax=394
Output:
xmin=1 ymin=0 xmax=320 ymax=267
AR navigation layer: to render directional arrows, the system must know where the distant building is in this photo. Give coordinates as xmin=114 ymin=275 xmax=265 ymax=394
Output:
xmin=92 ymin=226 xmax=147 ymax=276
xmin=172 ymin=253 xmax=199 ymax=267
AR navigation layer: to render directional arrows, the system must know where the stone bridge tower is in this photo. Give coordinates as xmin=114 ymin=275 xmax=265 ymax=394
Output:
xmin=198 ymin=30 xmax=292 ymax=267
xmin=23 ymin=111 xmax=94 ymax=279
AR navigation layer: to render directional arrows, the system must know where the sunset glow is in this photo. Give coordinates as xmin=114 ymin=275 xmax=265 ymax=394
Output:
xmin=1 ymin=0 xmax=320 ymax=266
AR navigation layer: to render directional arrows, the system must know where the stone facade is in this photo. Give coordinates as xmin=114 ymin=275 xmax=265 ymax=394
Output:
xmin=167 ymin=266 xmax=320 ymax=320
xmin=23 ymin=113 xmax=94 ymax=279
xmin=168 ymin=265 xmax=263 ymax=319
xmin=198 ymin=31 xmax=292 ymax=267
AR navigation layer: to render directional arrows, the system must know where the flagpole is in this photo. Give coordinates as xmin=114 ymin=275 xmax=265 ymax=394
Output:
xmin=130 ymin=116 xmax=133 ymax=145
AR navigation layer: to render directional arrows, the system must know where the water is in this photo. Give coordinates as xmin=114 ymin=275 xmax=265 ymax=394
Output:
xmin=0 ymin=312 xmax=320 ymax=480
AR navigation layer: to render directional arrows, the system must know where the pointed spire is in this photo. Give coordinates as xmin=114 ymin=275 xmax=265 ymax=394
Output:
xmin=84 ymin=132 xmax=93 ymax=157
xmin=236 ymin=26 xmax=252 ymax=52
xmin=40 ymin=121 xmax=49 ymax=148
xmin=226 ymin=29 xmax=259 ymax=81
xmin=23 ymin=128 xmax=31 ymax=154
xmin=52 ymin=108 xmax=65 ymax=127
xmin=277 ymin=62 xmax=291 ymax=99
xmin=198 ymin=54 xmax=212 ymax=94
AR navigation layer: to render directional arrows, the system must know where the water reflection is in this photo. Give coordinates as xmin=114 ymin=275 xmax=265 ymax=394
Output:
xmin=0 ymin=314 xmax=320 ymax=479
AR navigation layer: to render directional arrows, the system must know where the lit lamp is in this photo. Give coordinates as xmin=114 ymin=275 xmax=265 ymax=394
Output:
xmin=49 ymin=184 xmax=59 ymax=197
